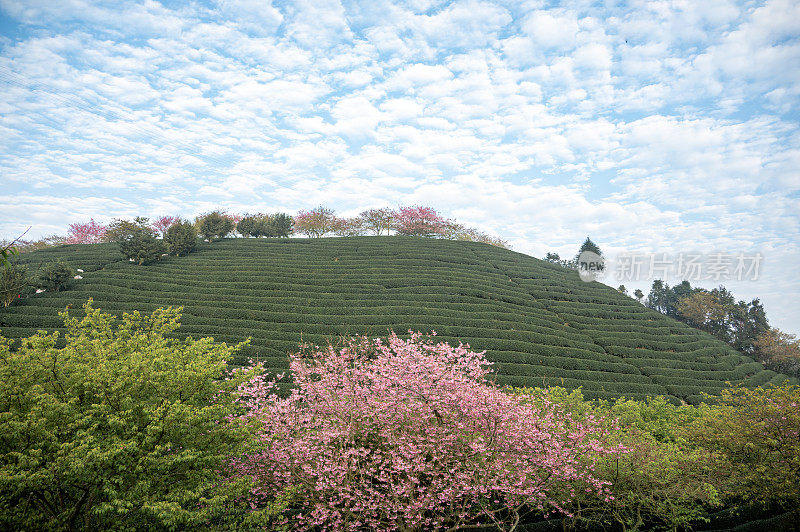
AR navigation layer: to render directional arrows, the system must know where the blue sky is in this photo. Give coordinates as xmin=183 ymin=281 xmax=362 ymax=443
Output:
xmin=1 ymin=0 xmax=799 ymax=330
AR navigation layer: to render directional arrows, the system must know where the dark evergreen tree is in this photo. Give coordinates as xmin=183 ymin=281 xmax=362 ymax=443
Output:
xmin=269 ymin=213 xmax=294 ymax=238
xmin=37 ymin=260 xmax=73 ymax=292
xmin=576 ymin=237 xmax=602 ymax=259
xmin=236 ymin=216 xmax=257 ymax=238
xmin=645 ymin=280 xmax=672 ymax=314
xmin=165 ymin=220 xmax=198 ymax=256
xmin=196 ymin=211 xmax=234 ymax=241
xmin=119 ymin=226 xmax=166 ymax=265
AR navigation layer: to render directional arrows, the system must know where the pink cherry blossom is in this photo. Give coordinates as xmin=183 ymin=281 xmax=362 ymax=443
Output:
xmin=66 ymin=219 xmax=107 ymax=244
xmin=394 ymin=206 xmax=446 ymax=237
xmin=229 ymin=332 xmax=623 ymax=530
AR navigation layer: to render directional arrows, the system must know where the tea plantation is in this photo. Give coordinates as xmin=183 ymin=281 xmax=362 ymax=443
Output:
xmin=1 ymin=236 xmax=791 ymax=403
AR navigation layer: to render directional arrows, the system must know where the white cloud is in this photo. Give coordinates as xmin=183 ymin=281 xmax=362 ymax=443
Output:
xmin=522 ymin=10 xmax=579 ymax=50
xmin=0 ymin=0 xmax=798 ymax=330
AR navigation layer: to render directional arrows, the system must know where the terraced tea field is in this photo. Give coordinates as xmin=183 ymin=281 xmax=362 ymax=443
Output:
xmin=1 ymin=237 xmax=792 ymax=403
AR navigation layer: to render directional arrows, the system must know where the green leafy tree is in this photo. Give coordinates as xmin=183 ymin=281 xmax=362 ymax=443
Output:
xmin=0 ymin=301 xmax=263 ymax=530
xmin=37 ymin=260 xmax=74 ymax=292
xmin=165 ymin=219 xmax=197 ymax=256
xmin=677 ymin=290 xmax=731 ymax=339
xmin=0 ymin=262 xmax=27 ymax=307
xmin=730 ymin=297 xmax=769 ymax=355
xmin=268 ymin=213 xmax=293 ymax=238
xmin=675 ymin=286 xmax=770 ymax=354
xmin=646 ymin=280 xmax=695 ymax=318
xmin=587 ymin=397 xmax=721 ymax=532
xmin=634 ymin=288 xmax=644 ymax=302
xmin=236 ymin=216 xmax=258 ymax=238
xmin=196 ymin=211 xmax=234 ymax=241
xmin=118 ymin=226 xmax=166 ymax=265
xmin=103 ymin=217 xmax=152 ymax=243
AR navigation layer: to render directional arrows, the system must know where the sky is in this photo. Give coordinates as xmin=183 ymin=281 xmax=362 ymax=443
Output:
xmin=0 ymin=0 xmax=798 ymax=331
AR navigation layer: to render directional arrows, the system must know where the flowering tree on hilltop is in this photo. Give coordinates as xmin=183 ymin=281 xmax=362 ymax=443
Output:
xmin=294 ymin=206 xmax=339 ymax=238
xmin=66 ymin=219 xmax=107 ymax=244
xmin=360 ymin=207 xmax=396 ymax=235
xmin=152 ymin=215 xmax=180 ymax=236
xmin=230 ymin=332 xmax=622 ymax=530
xmin=394 ymin=205 xmax=446 ymax=237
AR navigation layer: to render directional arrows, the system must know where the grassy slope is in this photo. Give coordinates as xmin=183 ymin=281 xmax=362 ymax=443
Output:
xmin=1 ymin=237 xmax=793 ymax=403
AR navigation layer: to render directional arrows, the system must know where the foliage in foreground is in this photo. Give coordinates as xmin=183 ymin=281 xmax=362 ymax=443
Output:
xmin=522 ymin=388 xmax=721 ymax=532
xmin=229 ymin=332 xmax=623 ymax=531
xmin=1 ymin=299 xmax=798 ymax=531
xmin=690 ymin=384 xmax=800 ymax=511
xmin=523 ymin=384 xmax=800 ymax=531
xmin=0 ymin=301 xmax=264 ymax=531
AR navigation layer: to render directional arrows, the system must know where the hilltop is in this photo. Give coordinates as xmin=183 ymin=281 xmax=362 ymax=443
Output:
xmin=1 ymin=236 xmax=791 ymax=403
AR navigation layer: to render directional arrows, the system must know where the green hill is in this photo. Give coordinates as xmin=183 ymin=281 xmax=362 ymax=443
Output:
xmin=1 ymin=237 xmax=792 ymax=403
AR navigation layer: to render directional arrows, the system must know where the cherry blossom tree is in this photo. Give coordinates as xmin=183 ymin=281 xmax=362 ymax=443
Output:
xmin=152 ymin=215 xmax=180 ymax=237
xmin=66 ymin=219 xmax=107 ymax=244
xmin=332 ymin=216 xmax=366 ymax=236
xmin=394 ymin=205 xmax=446 ymax=237
xmin=359 ymin=208 xmax=396 ymax=235
xmin=230 ymin=333 xmax=622 ymax=531
xmin=294 ymin=206 xmax=339 ymax=238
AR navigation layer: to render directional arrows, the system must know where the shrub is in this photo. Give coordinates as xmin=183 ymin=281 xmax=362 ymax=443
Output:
xmin=688 ymin=384 xmax=800 ymax=512
xmin=237 ymin=214 xmax=293 ymax=238
xmin=0 ymin=262 xmax=27 ymax=307
xmin=0 ymin=300 xmax=264 ymax=530
xmin=196 ymin=211 xmax=235 ymax=241
xmin=118 ymin=225 xmax=166 ymax=265
xmin=37 ymin=260 xmax=73 ymax=292
xmin=229 ymin=332 xmax=621 ymax=530
xmin=165 ymin=219 xmax=198 ymax=256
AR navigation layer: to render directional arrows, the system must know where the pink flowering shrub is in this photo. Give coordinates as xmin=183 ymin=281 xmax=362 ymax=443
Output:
xmin=230 ymin=333 xmax=622 ymax=530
